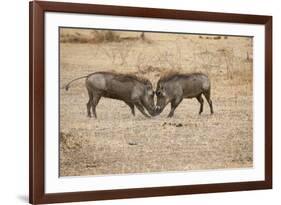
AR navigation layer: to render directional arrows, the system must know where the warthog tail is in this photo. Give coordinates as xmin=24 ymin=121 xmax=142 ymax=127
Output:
xmin=63 ymin=75 xmax=88 ymax=91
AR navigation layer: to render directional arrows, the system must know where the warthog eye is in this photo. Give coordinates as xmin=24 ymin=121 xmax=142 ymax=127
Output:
xmin=156 ymin=91 xmax=161 ymax=97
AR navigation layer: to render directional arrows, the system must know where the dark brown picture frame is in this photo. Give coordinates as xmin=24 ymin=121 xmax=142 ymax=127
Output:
xmin=29 ymin=1 xmax=272 ymax=204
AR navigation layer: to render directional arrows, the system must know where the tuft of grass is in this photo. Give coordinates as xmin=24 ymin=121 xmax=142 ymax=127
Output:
xmin=60 ymin=132 xmax=87 ymax=151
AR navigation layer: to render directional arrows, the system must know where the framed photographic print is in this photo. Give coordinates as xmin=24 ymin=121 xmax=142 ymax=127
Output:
xmin=29 ymin=1 xmax=272 ymax=204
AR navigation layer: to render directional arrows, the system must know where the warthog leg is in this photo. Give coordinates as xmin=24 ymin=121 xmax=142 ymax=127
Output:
xmin=168 ymin=97 xmax=183 ymax=118
xmin=196 ymin=94 xmax=204 ymax=114
xmin=87 ymin=101 xmax=92 ymax=117
xmin=91 ymin=94 xmax=101 ymax=118
xmin=86 ymin=89 xmax=93 ymax=117
xmin=203 ymin=90 xmax=214 ymax=114
xmin=125 ymin=102 xmax=135 ymax=116
xmin=135 ymin=102 xmax=150 ymax=118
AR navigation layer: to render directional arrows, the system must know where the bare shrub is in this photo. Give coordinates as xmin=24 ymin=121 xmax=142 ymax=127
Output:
xmin=154 ymin=41 xmax=183 ymax=71
xmin=246 ymin=51 xmax=253 ymax=62
xmin=213 ymin=36 xmax=221 ymax=40
xmin=104 ymin=31 xmax=120 ymax=42
xmin=191 ymin=47 xmax=219 ymax=76
xmin=219 ymin=48 xmax=234 ymax=79
xmin=135 ymin=52 xmax=147 ymax=73
xmin=60 ymin=30 xmax=121 ymax=44
xmin=99 ymin=41 xmax=133 ymax=66
xmin=60 ymin=33 xmax=92 ymax=43
xmin=93 ymin=31 xmax=120 ymax=43
xmin=197 ymin=35 xmax=223 ymax=40
xmin=98 ymin=43 xmax=119 ymax=65
xmin=140 ymin=32 xmax=145 ymax=40
xmin=135 ymin=55 xmax=165 ymax=75
xmin=118 ymin=42 xmax=133 ymax=65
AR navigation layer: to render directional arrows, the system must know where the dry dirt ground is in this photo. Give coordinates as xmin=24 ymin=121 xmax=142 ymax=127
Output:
xmin=59 ymin=28 xmax=253 ymax=176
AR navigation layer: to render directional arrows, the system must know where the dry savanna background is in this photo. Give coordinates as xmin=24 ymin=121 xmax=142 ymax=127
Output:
xmin=59 ymin=28 xmax=253 ymax=176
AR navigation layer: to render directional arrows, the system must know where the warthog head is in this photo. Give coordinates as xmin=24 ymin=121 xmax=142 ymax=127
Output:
xmin=142 ymin=82 xmax=157 ymax=116
xmin=155 ymin=83 xmax=171 ymax=115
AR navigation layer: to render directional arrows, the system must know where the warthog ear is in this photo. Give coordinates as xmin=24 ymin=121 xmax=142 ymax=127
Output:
xmin=145 ymin=84 xmax=152 ymax=89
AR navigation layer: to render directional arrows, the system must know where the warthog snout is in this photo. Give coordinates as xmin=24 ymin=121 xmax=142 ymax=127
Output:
xmin=152 ymin=105 xmax=163 ymax=116
xmin=155 ymin=105 xmax=161 ymax=112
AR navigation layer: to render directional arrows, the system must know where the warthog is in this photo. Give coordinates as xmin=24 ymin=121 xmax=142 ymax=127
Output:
xmin=155 ymin=72 xmax=214 ymax=117
xmin=65 ymin=72 xmax=156 ymax=118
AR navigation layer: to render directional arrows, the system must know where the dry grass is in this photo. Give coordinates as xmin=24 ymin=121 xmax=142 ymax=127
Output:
xmin=59 ymin=28 xmax=253 ymax=176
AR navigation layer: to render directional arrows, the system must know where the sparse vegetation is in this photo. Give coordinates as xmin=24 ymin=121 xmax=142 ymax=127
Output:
xmin=60 ymin=29 xmax=150 ymax=44
xmin=59 ymin=28 xmax=253 ymax=176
